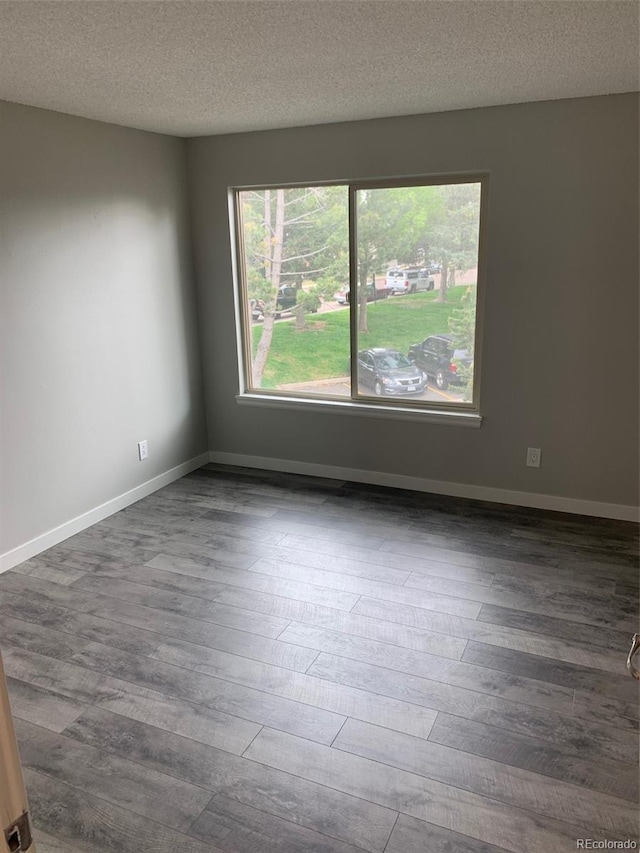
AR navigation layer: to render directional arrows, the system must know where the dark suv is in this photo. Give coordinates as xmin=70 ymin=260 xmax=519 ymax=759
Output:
xmin=252 ymin=285 xmax=318 ymax=320
xmin=407 ymin=334 xmax=471 ymax=390
xmin=274 ymin=285 xmax=298 ymax=317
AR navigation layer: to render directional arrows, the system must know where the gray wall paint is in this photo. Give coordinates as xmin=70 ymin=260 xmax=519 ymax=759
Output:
xmin=1 ymin=102 xmax=207 ymax=554
xmin=187 ymin=94 xmax=639 ymax=508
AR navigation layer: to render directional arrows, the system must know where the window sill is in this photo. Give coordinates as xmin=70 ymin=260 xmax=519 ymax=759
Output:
xmin=236 ymin=393 xmax=482 ymax=427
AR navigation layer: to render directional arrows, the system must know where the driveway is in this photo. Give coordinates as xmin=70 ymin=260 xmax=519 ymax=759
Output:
xmin=276 ymin=376 xmax=464 ymax=403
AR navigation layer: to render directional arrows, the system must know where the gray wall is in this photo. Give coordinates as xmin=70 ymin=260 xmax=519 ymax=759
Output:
xmin=1 ymin=102 xmax=207 ymax=555
xmin=187 ymin=94 xmax=639 ymax=509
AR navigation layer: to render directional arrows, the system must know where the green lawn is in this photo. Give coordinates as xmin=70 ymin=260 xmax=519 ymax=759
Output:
xmin=253 ymin=287 xmax=470 ymax=388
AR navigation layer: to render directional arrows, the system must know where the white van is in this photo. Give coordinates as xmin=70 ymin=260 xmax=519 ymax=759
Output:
xmin=386 ymin=268 xmax=435 ymax=294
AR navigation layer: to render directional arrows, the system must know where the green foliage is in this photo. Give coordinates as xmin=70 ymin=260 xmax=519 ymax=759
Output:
xmin=448 ymin=286 xmax=477 ymax=351
xmin=428 ymin=183 xmax=481 ymax=303
xmin=448 ymin=285 xmax=477 ymax=398
xmin=241 ymin=186 xmax=348 ymax=309
xmin=356 ymin=185 xmax=442 ymax=278
xmin=429 ymin=184 xmax=480 ymax=267
xmin=296 ymin=287 xmax=321 ymax=314
xmin=240 ymin=186 xmax=349 ymax=384
xmin=355 ymin=185 xmax=441 ymax=330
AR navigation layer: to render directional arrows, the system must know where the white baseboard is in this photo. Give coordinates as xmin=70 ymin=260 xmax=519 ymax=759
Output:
xmin=208 ymin=451 xmax=640 ymax=523
xmin=0 ymin=452 xmax=210 ymax=574
xmin=3 ymin=448 xmax=635 ymax=576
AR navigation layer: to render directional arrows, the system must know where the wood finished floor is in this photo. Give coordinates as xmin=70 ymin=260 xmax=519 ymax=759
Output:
xmin=1 ymin=464 xmax=638 ymax=853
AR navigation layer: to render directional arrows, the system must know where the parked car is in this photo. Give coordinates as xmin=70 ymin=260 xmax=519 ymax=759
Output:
xmin=334 ymin=283 xmax=389 ymax=305
xmin=334 ymin=284 xmax=350 ymax=305
xmin=357 ymin=348 xmax=427 ymax=397
xmin=407 ymin=334 xmax=472 ymax=390
xmin=252 ymin=285 xmax=318 ymax=319
xmin=274 ymin=284 xmax=299 ymax=318
xmin=386 ymin=268 xmax=435 ymax=294
xmin=250 ymin=298 xmax=262 ymax=321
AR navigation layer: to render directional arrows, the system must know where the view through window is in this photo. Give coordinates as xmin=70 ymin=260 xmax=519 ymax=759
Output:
xmin=236 ymin=178 xmax=484 ymax=409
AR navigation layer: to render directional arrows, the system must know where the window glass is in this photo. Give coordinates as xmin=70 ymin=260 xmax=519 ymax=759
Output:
xmin=238 ymin=186 xmax=349 ymax=395
xmin=236 ymin=178 xmax=484 ymax=409
xmin=354 ymin=182 xmax=482 ymax=403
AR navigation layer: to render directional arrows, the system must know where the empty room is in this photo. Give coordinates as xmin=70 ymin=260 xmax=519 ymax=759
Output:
xmin=0 ymin=2 xmax=638 ymax=852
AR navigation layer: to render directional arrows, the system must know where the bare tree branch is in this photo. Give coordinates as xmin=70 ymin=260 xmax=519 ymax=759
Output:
xmin=250 ymin=245 xmax=327 ymax=264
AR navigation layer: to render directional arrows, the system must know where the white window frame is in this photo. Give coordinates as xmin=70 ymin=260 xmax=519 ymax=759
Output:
xmin=231 ymin=173 xmax=489 ymax=428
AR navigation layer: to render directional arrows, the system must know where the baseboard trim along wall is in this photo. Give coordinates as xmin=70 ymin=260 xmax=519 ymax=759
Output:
xmin=3 ymin=447 xmax=636 ymax=575
xmin=0 ymin=452 xmax=210 ymax=574
xmin=209 ymin=451 xmax=640 ymax=523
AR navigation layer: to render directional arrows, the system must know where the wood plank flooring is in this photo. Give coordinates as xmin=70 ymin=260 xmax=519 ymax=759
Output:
xmin=1 ymin=464 xmax=638 ymax=853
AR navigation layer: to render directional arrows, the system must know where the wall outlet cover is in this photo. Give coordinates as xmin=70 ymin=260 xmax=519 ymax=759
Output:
xmin=138 ymin=440 xmax=149 ymax=461
xmin=526 ymin=447 xmax=541 ymax=468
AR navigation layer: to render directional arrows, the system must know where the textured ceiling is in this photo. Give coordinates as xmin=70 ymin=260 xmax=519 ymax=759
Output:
xmin=0 ymin=1 xmax=638 ymax=138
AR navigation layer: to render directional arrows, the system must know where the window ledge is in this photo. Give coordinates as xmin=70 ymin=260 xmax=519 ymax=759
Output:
xmin=236 ymin=393 xmax=482 ymax=427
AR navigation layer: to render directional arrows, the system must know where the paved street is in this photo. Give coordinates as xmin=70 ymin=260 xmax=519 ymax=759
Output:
xmin=277 ymin=376 xmax=464 ymax=403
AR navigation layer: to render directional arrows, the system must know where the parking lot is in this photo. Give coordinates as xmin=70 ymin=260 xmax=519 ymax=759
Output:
xmin=276 ymin=375 xmax=464 ymax=403
xmin=252 ymin=271 xmax=480 ymax=325
xmin=251 ymin=278 xmax=474 ymax=401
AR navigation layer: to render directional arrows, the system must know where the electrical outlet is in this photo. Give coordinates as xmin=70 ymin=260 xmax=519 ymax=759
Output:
xmin=526 ymin=447 xmax=541 ymax=468
xmin=138 ymin=440 xmax=149 ymax=461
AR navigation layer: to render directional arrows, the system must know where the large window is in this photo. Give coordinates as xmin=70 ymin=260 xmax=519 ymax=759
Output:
xmin=234 ymin=176 xmax=486 ymax=416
